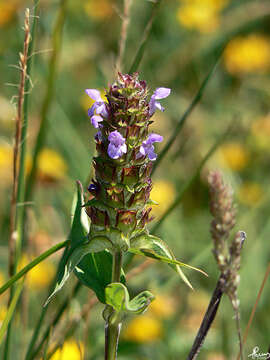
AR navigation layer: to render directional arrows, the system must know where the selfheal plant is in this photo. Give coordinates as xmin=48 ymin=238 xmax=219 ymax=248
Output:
xmin=46 ymin=73 xmax=205 ymax=360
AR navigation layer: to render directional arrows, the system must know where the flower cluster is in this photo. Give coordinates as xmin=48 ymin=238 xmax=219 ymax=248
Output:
xmin=84 ymin=73 xmax=171 ymax=244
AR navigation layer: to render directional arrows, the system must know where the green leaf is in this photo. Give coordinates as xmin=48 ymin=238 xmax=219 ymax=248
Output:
xmin=44 ymin=182 xmax=114 ymax=306
xmin=105 ymin=283 xmax=154 ymax=314
xmin=44 ymin=239 xmax=109 ymax=306
xmin=75 ymin=251 xmax=125 ymax=304
xmin=129 ymin=234 xmax=207 ymax=289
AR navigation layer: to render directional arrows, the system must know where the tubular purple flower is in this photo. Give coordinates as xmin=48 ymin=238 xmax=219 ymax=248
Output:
xmin=138 ymin=133 xmax=163 ymax=161
xmin=107 ymin=130 xmax=127 ymax=159
xmin=149 ymin=87 xmax=171 ymax=116
xmin=95 ymin=130 xmax=102 ymax=142
xmin=91 ymin=115 xmax=103 ymax=128
xmin=85 ymin=88 xmax=108 ymax=119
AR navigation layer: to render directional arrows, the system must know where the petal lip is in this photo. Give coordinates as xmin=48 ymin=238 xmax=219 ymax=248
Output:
xmin=147 ymin=133 xmax=163 ymax=144
xmin=153 ymin=87 xmax=171 ymax=99
xmin=85 ymin=89 xmax=102 ymax=101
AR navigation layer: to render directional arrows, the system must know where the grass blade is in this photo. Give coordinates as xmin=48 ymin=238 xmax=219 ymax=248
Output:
xmin=25 ymin=0 xmax=67 ymax=203
xmin=152 ymin=48 xmax=224 ymax=175
xmin=152 ymin=123 xmax=233 ymax=234
xmin=128 ymin=0 xmax=161 ymax=73
xmin=0 ymin=280 xmax=24 ymax=345
xmin=0 ymin=240 xmax=69 ymax=296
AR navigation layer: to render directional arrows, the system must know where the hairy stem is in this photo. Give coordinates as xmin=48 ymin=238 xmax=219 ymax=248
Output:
xmin=104 ymin=251 xmax=123 ymax=360
xmin=187 ymin=275 xmax=224 ymax=360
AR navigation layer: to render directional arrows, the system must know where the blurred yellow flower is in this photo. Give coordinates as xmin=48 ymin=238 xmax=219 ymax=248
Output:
xmin=238 ymin=182 xmax=263 ymax=207
xmin=218 ymin=142 xmax=249 ymax=171
xmin=80 ymin=90 xmax=106 ymax=112
xmin=19 ymin=255 xmax=55 ymax=290
xmin=177 ymin=0 xmax=228 ymax=33
xmin=149 ymin=294 xmax=175 ymax=319
xmin=251 ymin=115 xmax=270 ymax=151
xmin=123 ymin=315 xmax=163 ymax=343
xmin=207 ymin=352 xmax=226 ymax=360
xmin=182 ymin=290 xmax=211 ymax=331
xmin=36 ymin=148 xmax=68 ymax=182
xmin=84 ymin=0 xmax=114 ymax=20
xmin=224 ymin=35 xmax=270 ymax=75
xmin=0 ymin=145 xmax=12 ymax=184
xmin=51 ymin=341 xmax=84 ymax=360
xmin=0 ymin=271 xmax=5 ymax=287
xmin=0 ymin=2 xmax=17 ymax=27
xmin=0 ymin=306 xmax=7 ymax=325
xmin=151 ymin=180 xmax=176 ymax=217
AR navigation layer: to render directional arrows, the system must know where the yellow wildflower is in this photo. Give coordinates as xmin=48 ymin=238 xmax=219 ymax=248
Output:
xmin=0 ymin=271 xmax=5 ymax=287
xmin=149 ymin=294 xmax=176 ymax=319
xmin=224 ymin=35 xmax=270 ymax=75
xmin=36 ymin=148 xmax=68 ymax=182
xmin=182 ymin=290 xmax=211 ymax=331
xmin=51 ymin=341 xmax=84 ymax=360
xmin=151 ymin=180 xmax=176 ymax=217
xmin=19 ymin=255 xmax=55 ymax=290
xmin=0 ymin=145 xmax=12 ymax=184
xmin=251 ymin=115 xmax=270 ymax=151
xmin=238 ymin=182 xmax=263 ymax=207
xmin=207 ymin=352 xmax=226 ymax=360
xmin=123 ymin=315 xmax=163 ymax=343
xmin=218 ymin=142 xmax=249 ymax=171
xmin=0 ymin=306 xmax=7 ymax=325
xmin=0 ymin=2 xmax=17 ymax=27
xmin=84 ymin=0 xmax=114 ymax=20
xmin=28 ymin=261 xmax=55 ymax=290
xmin=177 ymin=0 xmax=228 ymax=33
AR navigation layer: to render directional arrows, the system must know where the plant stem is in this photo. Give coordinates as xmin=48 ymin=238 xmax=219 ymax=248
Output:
xmin=187 ymin=275 xmax=224 ymax=360
xmin=25 ymin=0 xmax=67 ymax=204
xmin=104 ymin=251 xmax=123 ymax=360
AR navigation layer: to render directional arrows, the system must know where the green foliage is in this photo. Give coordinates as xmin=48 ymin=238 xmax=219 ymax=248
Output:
xmin=129 ymin=233 xmax=207 ymax=289
xmin=105 ymin=282 xmax=154 ymax=315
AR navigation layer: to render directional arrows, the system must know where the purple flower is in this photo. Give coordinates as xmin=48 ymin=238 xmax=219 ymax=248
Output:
xmin=149 ymin=87 xmax=171 ymax=116
xmin=85 ymin=89 xmax=108 ymax=127
xmin=95 ymin=130 xmax=102 ymax=142
xmin=107 ymin=131 xmax=127 ymax=159
xmin=91 ymin=115 xmax=103 ymax=129
xmin=138 ymin=133 xmax=163 ymax=161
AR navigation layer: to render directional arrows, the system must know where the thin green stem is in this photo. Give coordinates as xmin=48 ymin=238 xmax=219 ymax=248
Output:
xmin=0 ymin=280 xmax=24 ymax=345
xmin=26 ymin=281 xmax=81 ymax=360
xmin=128 ymin=0 xmax=161 ymax=73
xmin=152 ymin=48 xmax=224 ymax=175
xmin=152 ymin=123 xmax=233 ymax=233
xmin=16 ymin=0 xmax=39 ymax=248
xmin=104 ymin=251 xmax=123 ymax=360
xmin=25 ymin=0 xmax=67 ymax=203
xmin=0 ymin=240 xmax=69 ymax=296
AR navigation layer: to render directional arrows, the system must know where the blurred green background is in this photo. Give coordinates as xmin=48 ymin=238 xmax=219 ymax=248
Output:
xmin=0 ymin=0 xmax=270 ymax=359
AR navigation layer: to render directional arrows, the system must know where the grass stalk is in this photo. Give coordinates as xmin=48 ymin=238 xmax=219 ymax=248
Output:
xmin=116 ymin=0 xmax=133 ymax=74
xmin=152 ymin=123 xmax=233 ymax=234
xmin=25 ymin=0 xmax=67 ymax=203
xmin=0 ymin=280 xmax=25 ymax=345
xmin=26 ymin=281 xmax=82 ymax=360
xmin=128 ymin=0 xmax=161 ymax=73
xmin=0 ymin=240 xmax=69 ymax=296
xmin=152 ymin=49 xmax=224 ymax=175
xmin=236 ymin=262 xmax=270 ymax=360
xmin=187 ymin=275 xmax=225 ymax=360
xmin=5 ymin=9 xmax=31 ymax=360
xmin=16 ymin=0 xmax=40 ymax=248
